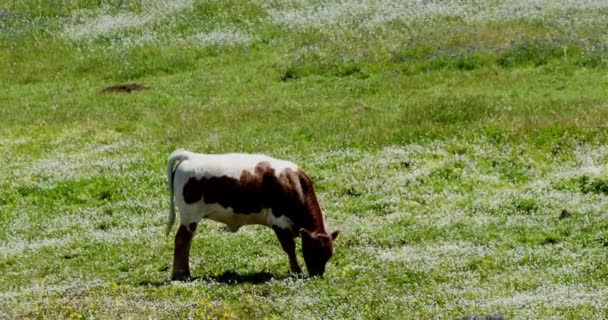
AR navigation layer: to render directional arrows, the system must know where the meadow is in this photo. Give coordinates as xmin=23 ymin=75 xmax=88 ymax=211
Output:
xmin=1 ymin=0 xmax=608 ymax=318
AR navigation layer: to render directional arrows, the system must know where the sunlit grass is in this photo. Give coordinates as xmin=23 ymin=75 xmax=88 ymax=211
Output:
xmin=1 ymin=0 xmax=608 ymax=319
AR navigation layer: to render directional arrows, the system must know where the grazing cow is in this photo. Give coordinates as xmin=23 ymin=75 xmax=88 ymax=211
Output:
xmin=166 ymin=149 xmax=339 ymax=281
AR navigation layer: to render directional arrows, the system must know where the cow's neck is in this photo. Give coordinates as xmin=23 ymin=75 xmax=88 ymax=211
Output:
xmin=300 ymin=199 xmax=328 ymax=235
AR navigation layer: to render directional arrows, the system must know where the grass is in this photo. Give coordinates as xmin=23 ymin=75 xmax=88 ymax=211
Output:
xmin=1 ymin=0 xmax=608 ymax=319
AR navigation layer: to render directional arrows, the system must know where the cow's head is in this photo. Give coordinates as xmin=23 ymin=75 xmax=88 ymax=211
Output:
xmin=300 ymin=228 xmax=340 ymax=277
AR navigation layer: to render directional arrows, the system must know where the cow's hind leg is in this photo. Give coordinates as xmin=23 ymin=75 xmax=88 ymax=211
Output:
xmin=172 ymin=222 xmax=197 ymax=281
xmin=273 ymin=227 xmax=302 ymax=274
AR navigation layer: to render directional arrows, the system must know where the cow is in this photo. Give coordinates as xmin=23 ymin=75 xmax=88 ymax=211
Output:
xmin=165 ymin=149 xmax=340 ymax=281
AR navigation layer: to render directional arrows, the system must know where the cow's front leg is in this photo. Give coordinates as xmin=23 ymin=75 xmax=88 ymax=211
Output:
xmin=172 ymin=223 xmax=197 ymax=281
xmin=273 ymin=227 xmax=302 ymax=274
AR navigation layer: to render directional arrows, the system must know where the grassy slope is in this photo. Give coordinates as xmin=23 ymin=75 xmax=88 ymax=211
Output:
xmin=1 ymin=1 xmax=608 ymax=319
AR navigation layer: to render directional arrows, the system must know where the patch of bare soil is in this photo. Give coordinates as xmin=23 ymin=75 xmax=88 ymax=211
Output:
xmin=101 ymin=83 xmax=150 ymax=93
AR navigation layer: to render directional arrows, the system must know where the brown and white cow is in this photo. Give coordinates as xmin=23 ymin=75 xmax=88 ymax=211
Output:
xmin=166 ymin=149 xmax=339 ymax=281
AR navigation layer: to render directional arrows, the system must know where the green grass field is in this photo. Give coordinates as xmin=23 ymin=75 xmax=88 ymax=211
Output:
xmin=2 ymin=1 xmax=608 ymax=319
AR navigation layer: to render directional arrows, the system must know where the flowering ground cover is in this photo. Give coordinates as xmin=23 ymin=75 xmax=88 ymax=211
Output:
xmin=1 ymin=1 xmax=608 ymax=318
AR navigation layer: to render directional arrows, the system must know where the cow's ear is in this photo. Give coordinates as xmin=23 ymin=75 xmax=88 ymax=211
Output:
xmin=300 ymin=228 xmax=314 ymax=239
xmin=331 ymin=230 xmax=340 ymax=241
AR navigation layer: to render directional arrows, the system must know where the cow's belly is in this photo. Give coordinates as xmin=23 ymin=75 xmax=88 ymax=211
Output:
xmin=202 ymin=203 xmax=293 ymax=232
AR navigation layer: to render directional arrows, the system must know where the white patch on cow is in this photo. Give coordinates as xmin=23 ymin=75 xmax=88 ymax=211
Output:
xmin=268 ymin=213 xmax=294 ymax=230
xmin=176 ymin=152 xmax=299 ymax=180
xmin=178 ymin=202 xmax=294 ymax=232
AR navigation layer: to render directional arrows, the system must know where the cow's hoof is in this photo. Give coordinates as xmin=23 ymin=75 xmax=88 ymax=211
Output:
xmin=171 ymin=273 xmax=191 ymax=282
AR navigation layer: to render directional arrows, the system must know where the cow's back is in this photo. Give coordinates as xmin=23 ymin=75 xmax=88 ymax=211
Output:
xmin=177 ymin=153 xmax=298 ymax=180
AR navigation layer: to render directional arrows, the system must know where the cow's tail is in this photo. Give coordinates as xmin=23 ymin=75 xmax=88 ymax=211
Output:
xmin=166 ymin=149 xmax=191 ymax=236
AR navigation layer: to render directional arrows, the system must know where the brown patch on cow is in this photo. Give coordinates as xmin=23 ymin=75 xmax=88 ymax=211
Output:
xmin=182 ymin=161 xmax=326 ymax=233
xmin=101 ymin=83 xmax=149 ymax=94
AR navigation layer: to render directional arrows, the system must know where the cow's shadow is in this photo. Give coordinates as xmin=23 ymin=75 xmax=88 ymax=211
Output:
xmin=138 ymin=271 xmax=299 ymax=287
xmin=201 ymin=270 xmax=291 ymax=284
